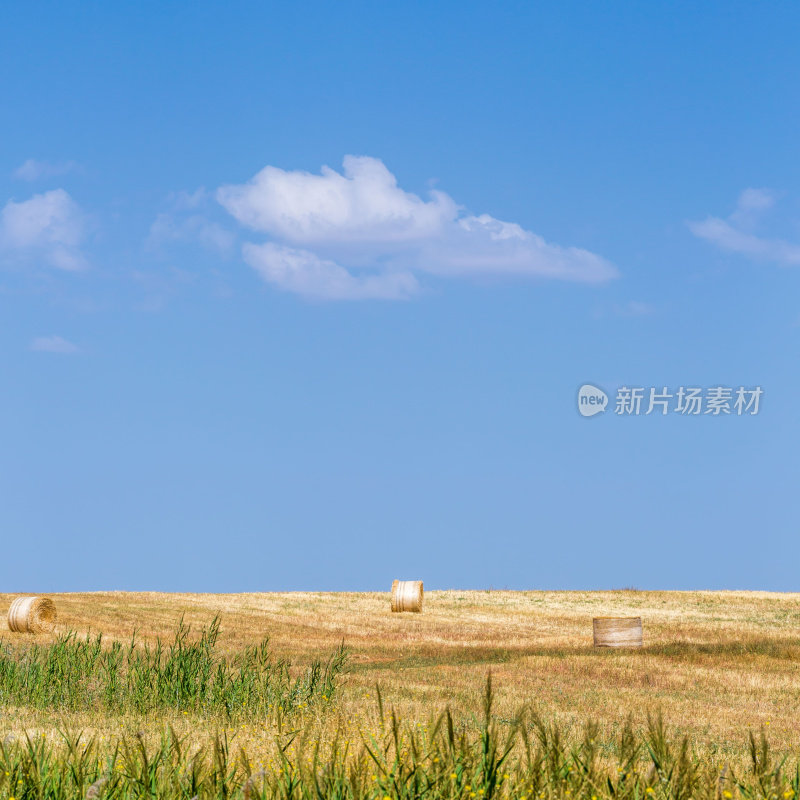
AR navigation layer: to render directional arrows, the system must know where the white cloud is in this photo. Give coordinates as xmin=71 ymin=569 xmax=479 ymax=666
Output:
xmin=217 ymin=156 xmax=618 ymax=300
xmin=729 ymin=187 xmax=775 ymax=228
xmin=219 ymin=156 xmax=456 ymax=246
xmin=419 ymin=213 xmax=614 ymax=281
xmin=689 ymin=188 xmax=800 ymax=266
xmin=0 ymin=189 xmax=88 ymax=270
xmin=13 ymin=159 xmax=80 ymax=182
xmin=29 ymin=335 xmax=79 ymax=354
xmin=243 ymin=242 xmax=419 ymax=300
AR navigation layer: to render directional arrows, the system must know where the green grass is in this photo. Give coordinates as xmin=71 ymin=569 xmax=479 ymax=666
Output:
xmin=0 ymin=678 xmax=798 ymax=799
xmin=0 ymin=616 xmax=348 ymax=719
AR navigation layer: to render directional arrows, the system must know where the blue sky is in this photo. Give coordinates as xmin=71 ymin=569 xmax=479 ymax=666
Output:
xmin=1 ymin=2 xmax=799 ymax=591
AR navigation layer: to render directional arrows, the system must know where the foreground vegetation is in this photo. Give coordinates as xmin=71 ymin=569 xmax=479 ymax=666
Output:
xmin=0 ymin=679 xmax=796 ymax=799
xmin=0 ymin=617 xmax=347 ymax=718
xmin=2 ymin=590 xmax=800 ymax=796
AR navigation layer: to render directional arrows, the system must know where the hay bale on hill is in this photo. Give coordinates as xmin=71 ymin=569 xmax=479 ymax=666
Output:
xmin=593 ymin=616 xmax=642 ymax=648
xmin=391 ymin=580 xmax=423 ymax=613
xmin=8 ymin=596 xmax=57 ymax=633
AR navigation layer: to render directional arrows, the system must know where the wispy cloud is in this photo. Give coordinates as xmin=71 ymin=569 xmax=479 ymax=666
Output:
xmin=243 ymin=242 xmax=419 ymax=301
xmin=150 ymin=212 xmax=235 ymax=256
xmin=13 ymin=159 xmax=81 ymax=182
xmin=689 ymin=188 xmax=800 ymax=266
xmin=729 ymin=188 xmax=775 ymax=228
xmin=131 ymin=266 xmax=198 ymax=312
xmin=148 ymin=189 xmax=236 ymax=257
xmin=614 ymin=300 xmax=655 ymax=317
xmin=0 ymin=189 xmax=88 ymax=270
xmin=29 ymin=335 xmax=79 ymax=354
xmin=217 ymin=156 xmax=618 ymax=300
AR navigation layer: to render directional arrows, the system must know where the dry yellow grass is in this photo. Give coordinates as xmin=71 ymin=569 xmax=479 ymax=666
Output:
xmin=1 ymin=589 xmax=799 ymax=757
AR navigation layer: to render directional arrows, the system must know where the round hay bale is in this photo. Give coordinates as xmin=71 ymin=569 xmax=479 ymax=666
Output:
xmin=391 ymin=580 xmax=423 ymax=613
xmin=8 ymin=596 xmax=57 ymax=633
xmin=593 ymin=616 xmax=642 ymax=648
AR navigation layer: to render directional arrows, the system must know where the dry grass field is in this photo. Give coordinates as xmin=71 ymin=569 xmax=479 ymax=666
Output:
xmin=1 ymin=588 xmax=799 ymax=762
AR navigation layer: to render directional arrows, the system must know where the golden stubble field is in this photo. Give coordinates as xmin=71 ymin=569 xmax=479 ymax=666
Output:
xmin=2 ymin=589 xmax=799 ymax=758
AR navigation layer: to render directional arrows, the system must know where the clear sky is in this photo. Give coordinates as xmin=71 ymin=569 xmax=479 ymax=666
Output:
xmin=1 ymin=2 xmax=798 ymax=592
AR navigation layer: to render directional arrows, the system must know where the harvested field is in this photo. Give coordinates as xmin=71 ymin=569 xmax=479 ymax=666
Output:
xmin=1 ymin=589 xmax=798 ymax=759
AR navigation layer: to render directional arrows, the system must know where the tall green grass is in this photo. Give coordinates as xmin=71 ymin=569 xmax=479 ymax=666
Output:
xmin=0 ymin=616 xmax=347 ymax=718
xmin=0 ymin=678 xmax=797 ymax=799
